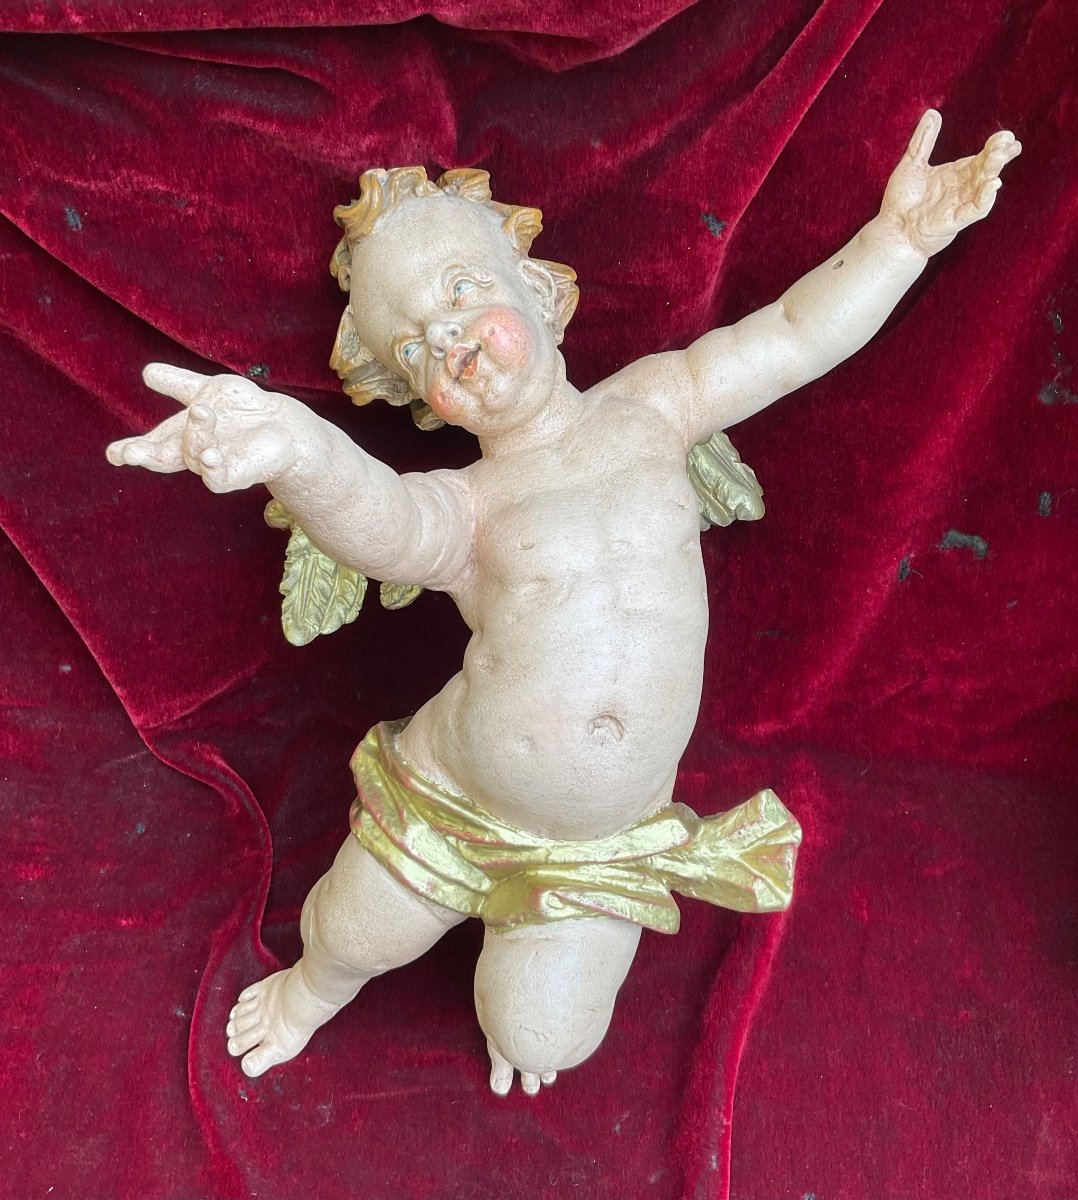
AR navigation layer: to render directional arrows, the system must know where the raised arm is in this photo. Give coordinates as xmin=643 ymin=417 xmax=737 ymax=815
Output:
xmin=615 ymin=111 xmax=1020 ymax=446
xmin=106 ymin=364 xmax=472 ymax=591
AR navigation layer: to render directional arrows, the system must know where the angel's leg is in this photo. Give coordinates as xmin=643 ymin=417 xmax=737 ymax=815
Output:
xmin=474 ymin=917 xmax=642 ymax=1094
xmin=226 ymin=835 xmax=465 ymax=1077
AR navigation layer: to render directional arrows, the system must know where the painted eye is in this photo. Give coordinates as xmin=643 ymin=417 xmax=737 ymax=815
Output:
xmin=452 ymin=278 xmax=477 ymax=301
xmin=402 ymin=341 xmax=421 ymax=363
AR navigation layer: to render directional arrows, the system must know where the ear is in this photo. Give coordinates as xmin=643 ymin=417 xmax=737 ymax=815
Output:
xmin=518 ymin=258 xmax=560 ymax=334
xmin=518 ymin=257 xmax=579 ymax=344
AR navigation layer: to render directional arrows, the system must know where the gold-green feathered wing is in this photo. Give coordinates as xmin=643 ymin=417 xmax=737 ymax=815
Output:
xmin=264 ymin=500 xmax=369 ymax=646
xmin=687 ymin=431 xmax=765 ymax=529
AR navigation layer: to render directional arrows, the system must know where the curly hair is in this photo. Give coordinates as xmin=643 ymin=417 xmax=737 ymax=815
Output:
xmin=329 ymin=166 xmax=579 ymax=430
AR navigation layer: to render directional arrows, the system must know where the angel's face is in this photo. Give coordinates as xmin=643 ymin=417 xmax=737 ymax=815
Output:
xmin=348 ymin=196 xmax=562 ymax=436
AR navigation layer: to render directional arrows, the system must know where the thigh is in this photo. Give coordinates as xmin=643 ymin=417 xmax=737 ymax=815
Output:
xmin=307 ymin=834 xmax=468 ymax=973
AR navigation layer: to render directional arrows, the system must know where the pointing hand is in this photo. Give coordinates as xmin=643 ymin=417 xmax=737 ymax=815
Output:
xmin=107 ymin=364 xmax=302 ymax=493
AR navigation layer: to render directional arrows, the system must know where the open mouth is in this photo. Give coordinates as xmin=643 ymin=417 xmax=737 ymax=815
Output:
xmin=448 ymin=343 xmax=481 ymax=381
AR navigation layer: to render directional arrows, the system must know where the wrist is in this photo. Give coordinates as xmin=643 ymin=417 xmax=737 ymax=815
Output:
xmin=867 ymin=212 xmax=933 ymax=264
xmin=269 ymin=401 xmax=335 ymax=489
xmin=859 ymin=213 xmax=936 ymax=272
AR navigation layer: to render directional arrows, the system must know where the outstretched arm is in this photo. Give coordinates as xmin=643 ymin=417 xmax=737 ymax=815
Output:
xmin=107 ymin=364 xmax=472 ymax=591
xmin=617 ymin=111 xmax=1021 ymax=445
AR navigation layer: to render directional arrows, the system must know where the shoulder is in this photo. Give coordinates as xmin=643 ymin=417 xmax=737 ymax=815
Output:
xmin=400 ymin=465 xmax=476 ymax=516
xmin=588 ymin=351 xmax=698 ymax=449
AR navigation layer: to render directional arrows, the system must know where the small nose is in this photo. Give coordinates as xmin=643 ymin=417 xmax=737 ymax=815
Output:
xmin=425 ymin=320 xmax=462 ymax=358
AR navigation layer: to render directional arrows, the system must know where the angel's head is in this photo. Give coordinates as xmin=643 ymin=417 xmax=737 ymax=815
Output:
xmin=330 ymin=167 xmax=578 ymax=436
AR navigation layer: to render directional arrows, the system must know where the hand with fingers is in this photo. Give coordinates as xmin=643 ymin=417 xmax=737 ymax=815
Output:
xmin=107 ymin=363 xmax=307 ymax=493
xmin=881 ymin=109 xmax=1021 ymax=257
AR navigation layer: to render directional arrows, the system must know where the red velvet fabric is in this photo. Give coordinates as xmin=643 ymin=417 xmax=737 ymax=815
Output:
xmin=1 ymin=3 xmax=1075 ymax=1197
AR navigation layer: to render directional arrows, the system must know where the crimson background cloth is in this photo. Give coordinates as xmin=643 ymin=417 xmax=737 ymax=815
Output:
xmin=1 ymin=2 xmax=1075 ymax=1197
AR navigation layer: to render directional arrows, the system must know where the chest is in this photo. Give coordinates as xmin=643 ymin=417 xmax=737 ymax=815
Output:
xmin=475 ymin=404 xmax=699 ymax=584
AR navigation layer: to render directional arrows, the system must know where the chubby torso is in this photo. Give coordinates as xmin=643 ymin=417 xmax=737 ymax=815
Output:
xmin=397 ymin=392 xmax=709 ymax=840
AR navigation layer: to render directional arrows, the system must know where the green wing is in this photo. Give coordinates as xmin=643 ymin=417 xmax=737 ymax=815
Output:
xmin=265 ymin=501 xmax=367 ymax=646
xmin=379 ymin=582 xmax=425 ymax=610
xmin=265 ymin=500 xmax=422 ymax=645
xmin=687 ymin=432 xmax=765 ymax=529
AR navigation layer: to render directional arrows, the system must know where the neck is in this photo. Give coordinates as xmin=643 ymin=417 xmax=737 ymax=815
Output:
xmin=477 ymin=372 xmax=580 ymax=462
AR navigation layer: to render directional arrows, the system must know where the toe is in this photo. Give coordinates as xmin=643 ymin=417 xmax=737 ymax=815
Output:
xmin=487 ymin=1041 xmax=514 ymax=1096
xmin=228 ymin=1026 xmax=265 ymax=1056
xmin=230 ymin=998 xmax=259 ymax=1020
xmin=540 ymin=1071 xmax=557 ymax=1086
xmin=238 ymin=981 xmax=265 ymax=1004
xmin=226 ymin=1012 xmax=261 ymax=1038
xmin=521 ymin=1072 xmax=541 ymax=1096
xmin=242 ymin=1044 xmax=284 ymax=1078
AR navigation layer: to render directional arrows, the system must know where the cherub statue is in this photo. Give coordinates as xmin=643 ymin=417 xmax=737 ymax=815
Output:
xmin=107 ymin=111 xmax=1019 ymax=1094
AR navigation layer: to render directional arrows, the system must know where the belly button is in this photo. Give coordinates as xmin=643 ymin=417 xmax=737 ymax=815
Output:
xmin=587 ymin=713 xmax=625 ymax=743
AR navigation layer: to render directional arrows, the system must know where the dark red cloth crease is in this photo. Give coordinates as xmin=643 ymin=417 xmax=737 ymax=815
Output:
xmin=1 ymin=2 xmax=703 ymax=69
xmin=170 ymin=740 xmax=276 ymax=1200
xmin=679 ymin=912 xmax=793 ymax=1200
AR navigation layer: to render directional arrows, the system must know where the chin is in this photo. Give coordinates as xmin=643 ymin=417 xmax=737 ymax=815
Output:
xmin=427 ymin=371 xmax=502 ymax=424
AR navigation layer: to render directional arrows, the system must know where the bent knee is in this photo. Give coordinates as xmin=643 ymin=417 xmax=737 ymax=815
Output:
xmin=474 ymin=918 xmax=641 ymax=1075
xmin=479 ymin=995 xmax=615 ymax=1075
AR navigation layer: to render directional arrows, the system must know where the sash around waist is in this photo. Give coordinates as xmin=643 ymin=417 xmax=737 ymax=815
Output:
xmin=348 ymin=721 xmax=802 ymax=933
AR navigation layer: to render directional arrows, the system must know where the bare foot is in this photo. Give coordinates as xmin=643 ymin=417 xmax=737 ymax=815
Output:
xmin=487 ymin=1041 xmax=557 ymax=1097
xmin=226 ymin=967 xmax=349 ymax=1077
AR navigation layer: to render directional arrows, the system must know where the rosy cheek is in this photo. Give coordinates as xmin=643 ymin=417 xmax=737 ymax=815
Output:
xmin=473 ymin=306 xmax=533 ymax=368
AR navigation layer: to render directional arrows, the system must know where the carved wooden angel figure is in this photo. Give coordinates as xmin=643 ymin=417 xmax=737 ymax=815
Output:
xmin=108 ymin=110 xmax=1019 ymax=1093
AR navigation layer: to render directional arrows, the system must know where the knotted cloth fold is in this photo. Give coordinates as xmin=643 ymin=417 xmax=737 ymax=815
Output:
xmin=349 ymin=722 xmax=801 ymax=933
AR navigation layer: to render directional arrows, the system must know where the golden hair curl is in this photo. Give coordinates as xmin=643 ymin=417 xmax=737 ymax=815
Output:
xmin=329 ymin=166 xmax=579 ymax=429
